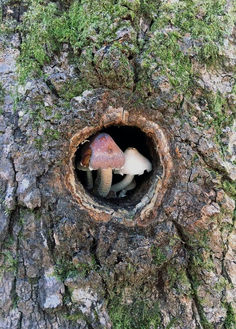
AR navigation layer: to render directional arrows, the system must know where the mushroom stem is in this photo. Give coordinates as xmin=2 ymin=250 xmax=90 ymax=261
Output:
xmin=78 ymin=164 xmax=93 ymax=190
xmin=94 ymin=168 xmax=112 ymax=197
xmin=86 ymin=171 xmax=93 ymax=190
xmin=118 ymin=179 xmax=136 ymax=198
xmin=110 ymin=174 xmax=134 ymax=193
xmin=125 ymin=179 xmax=136 ymax=191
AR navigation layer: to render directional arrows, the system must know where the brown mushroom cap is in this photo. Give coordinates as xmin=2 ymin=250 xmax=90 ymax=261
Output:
xmin=81 ymin=133 xmax=125 ymax=170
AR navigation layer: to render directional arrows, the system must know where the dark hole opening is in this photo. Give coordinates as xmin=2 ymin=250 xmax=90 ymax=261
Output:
xmin=74 ymin=125 xmax=162 ymax=210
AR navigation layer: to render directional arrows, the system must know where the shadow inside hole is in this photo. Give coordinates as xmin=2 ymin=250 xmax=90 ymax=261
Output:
xmin=74 ymin=125 xmax=162 ymax=210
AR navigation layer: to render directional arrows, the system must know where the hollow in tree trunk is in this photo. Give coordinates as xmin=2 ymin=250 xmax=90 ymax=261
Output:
xmin=0 ymin=1 xmax=235 ymax=329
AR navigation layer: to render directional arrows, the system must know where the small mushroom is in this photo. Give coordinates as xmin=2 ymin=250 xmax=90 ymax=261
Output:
xmin=111 ymin=147 xmax=152 ymax=193
xmin=80 ymin=133 xmax=125 ymax=197
xmin=118 ymin=179 xmax=136 ymax=198
xmin=77 ymin=164 xmax=93 ymax=190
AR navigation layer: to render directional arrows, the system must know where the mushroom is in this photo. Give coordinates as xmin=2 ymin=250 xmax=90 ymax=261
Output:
xmin=111 ymin=147 xmax=152 ymax=193
xmin=80 ymin=133 xmax=125 ymax=197
xmin=118 ymin=179 xmax=136 ymax=198
xmin=77 ymin=164 xmax=93 ymax=190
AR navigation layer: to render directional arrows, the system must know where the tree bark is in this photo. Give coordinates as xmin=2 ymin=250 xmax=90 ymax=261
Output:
xmin=0 ymin=1 xmax=235 ymax=329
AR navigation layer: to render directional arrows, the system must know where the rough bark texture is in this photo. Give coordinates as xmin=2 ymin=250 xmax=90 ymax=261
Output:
xmin=0 ymin=1 xmax=235 ymax=328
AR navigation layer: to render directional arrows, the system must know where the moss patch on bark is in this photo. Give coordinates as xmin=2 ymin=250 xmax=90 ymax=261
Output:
xmin=17 ymin=0 xmax=234 ymax=97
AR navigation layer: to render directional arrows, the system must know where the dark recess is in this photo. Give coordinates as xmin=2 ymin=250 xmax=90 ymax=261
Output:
xmin=74 ymin=125 xmax=162 ymax=210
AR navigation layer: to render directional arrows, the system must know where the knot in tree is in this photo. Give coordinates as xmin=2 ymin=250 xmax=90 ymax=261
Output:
xmin=0 ymin=1 xmax=235 ymax=329
xmin=66 ymin=110 xmax=172 ymax=226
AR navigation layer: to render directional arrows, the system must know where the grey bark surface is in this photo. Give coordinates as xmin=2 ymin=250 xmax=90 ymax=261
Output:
xmin=0 ymin=1 xmax=235 ymax=329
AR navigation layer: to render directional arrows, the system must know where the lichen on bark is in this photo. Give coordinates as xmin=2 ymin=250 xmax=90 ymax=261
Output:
xmin=0 ymin=0 xmax=235 ymax=328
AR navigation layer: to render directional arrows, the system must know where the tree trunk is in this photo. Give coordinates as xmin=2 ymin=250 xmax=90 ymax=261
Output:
xmin=0 ymin=1 xmax=235 ymax=329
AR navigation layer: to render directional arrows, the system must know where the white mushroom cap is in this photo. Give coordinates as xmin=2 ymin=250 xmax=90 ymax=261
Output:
xmin=116 ymin=147 xmax=152 ymax=175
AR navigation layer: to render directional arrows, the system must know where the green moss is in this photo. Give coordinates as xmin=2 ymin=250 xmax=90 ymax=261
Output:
xmin=0 ymin=83 xmax=5 ymax=103
xmin=2 ymin=235 xmax=15 ymax=248
xmin=138 ymin=30 xmax=193 ymax=94
xmin=44 ymin=128 xmax=60 ymax=142
xmin=194 ymin=294 xmax=214 ymax=329
xmin=151 ymin=246 xmax=167 ymax=266
xmin=108 ymin=295 xmax=161 ymax=329
xmin=18 ymin=0 xmax=139 ymax=84
xmin=222 ymin=180 xmax=236 ymax=199
xmin=0 ymin=250 xmax=18 ymax=278
xmin=54 ymin=257 xmax=97 ymax=281
xmin=192 ymin=253 xmax=215 ymax=272
xmin=185 ymin=240 xmax=219 ymax=329
xmin=63 ymin=308 xmax=93 ymax=326
xmin=202 ymin=91 xmax=233 ymax=156
xmin=18 ymin=1 xmax=61 ymax=82
xmin=165 ymin=264 xmax=192 ymax=297
xmin=34 ymin=137 xmax=44 ymax=151
xmin=214 ymin=277 xmax=228 ymax=293
xmin=57 ymin=78 xmax=90 ymax=100
xmin=0 ymin=189 xmax=12 ymax=216
xmin=165 ymin=318 xmax=178 ymax=329
xmin=224 ymin=303 xmax=236 ymax=329
xmin=139 ymin=0 xmax=161 ymax=18
xmin=63 ymin=310 xmax=86 ymax=322
xmin=18 ymin=0 xmax=233 ymax=103
xmin=63 ymin=0 xmax=138 ymax=50
xmin=94 ymin=46 xmax=135 ymax=89
xmin=54 ymin=260 xmax=78 ymax=281
xmin=160 ymin=0 xmax=229 ymax=61
xmin=166 ymin=265 xmax=178 ymax=288
xmin=187 ymin=263 xmax=215 ymax=329
xmin=20 ymin=101 xmax=62 ymax=146
xmin=137 ymin=0 xmax=232 ymax=99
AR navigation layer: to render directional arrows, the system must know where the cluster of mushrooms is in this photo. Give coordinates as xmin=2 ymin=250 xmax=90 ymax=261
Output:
xmin=78 ymin=132 xmax=152 ymax=198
